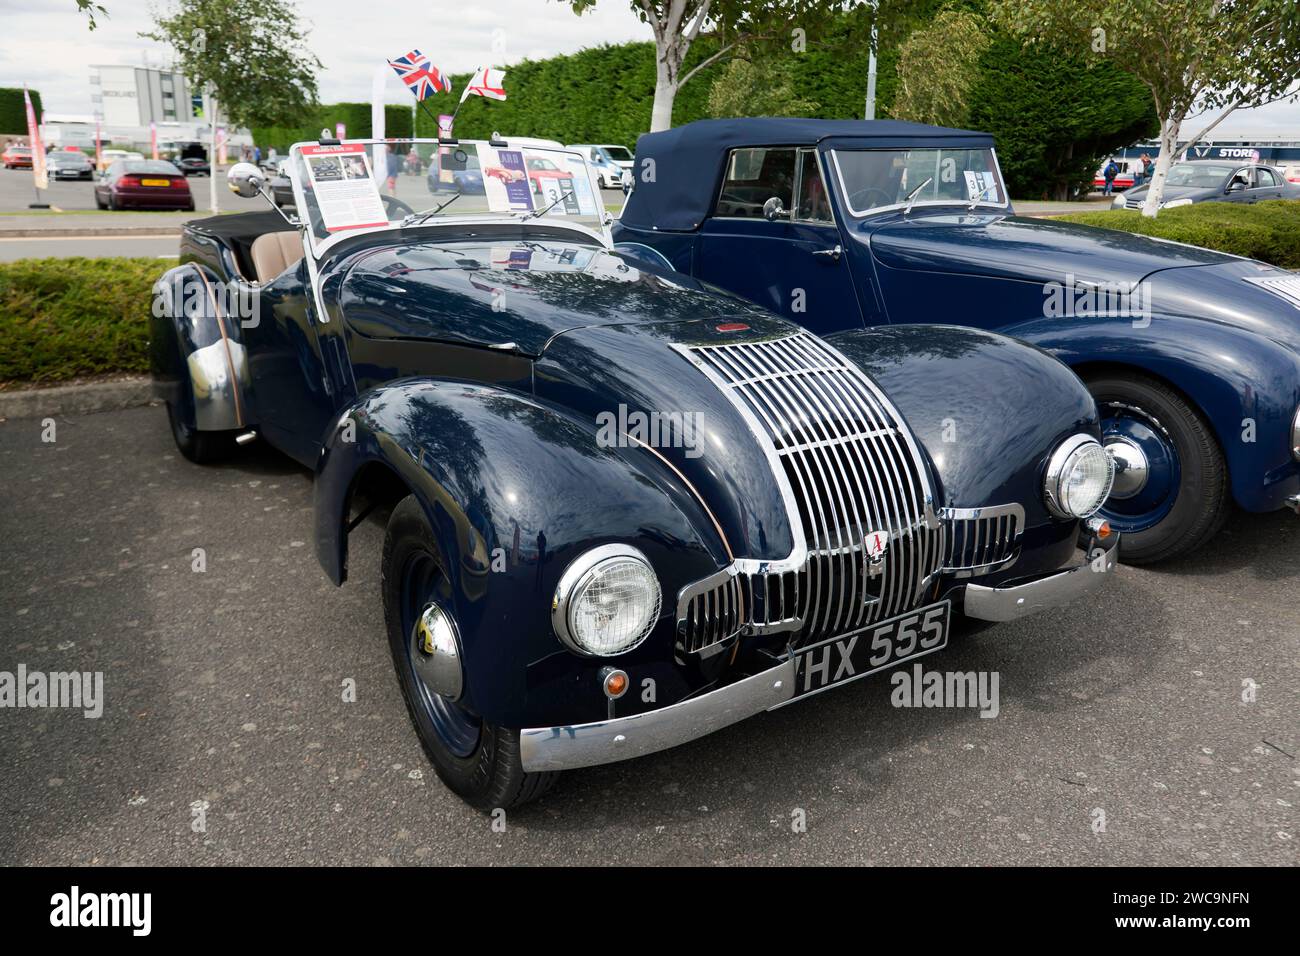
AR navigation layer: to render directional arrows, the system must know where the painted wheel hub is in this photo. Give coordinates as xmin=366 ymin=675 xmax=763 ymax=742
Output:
xmin=1097 ymin=402 xmax=1180 ymax=533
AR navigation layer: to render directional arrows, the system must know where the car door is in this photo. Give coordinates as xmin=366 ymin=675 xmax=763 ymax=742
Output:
xmin=696 ymin=146 xmax=870 ymax=333
xmin=1223 ymin=166 xmax=1255 ymax=203
xmin=1249 ymin=167 xmax=1285 ymax=201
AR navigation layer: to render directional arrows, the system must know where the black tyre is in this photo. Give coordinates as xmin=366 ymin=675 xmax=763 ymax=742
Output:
xmin=381 ymin=495 xmax=558 ymax=811
xmin=1085 ymin=372 xmax=1229 ymax=564
xmin=95 ymin=193 xmax=107 ymax=209
xmin=164 ymin=340 xmax=236 ymax=464
xmin=165 ymin=398 xmax=235 ymax=463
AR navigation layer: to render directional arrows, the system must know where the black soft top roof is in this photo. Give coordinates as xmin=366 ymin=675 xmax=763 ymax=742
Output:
xmin=620 ymin=117 xmax=994 ymax=232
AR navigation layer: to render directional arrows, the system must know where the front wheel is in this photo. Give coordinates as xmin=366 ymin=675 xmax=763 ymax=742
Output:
xmin=1085 ymin=372 xmax=1229 ymax=564
xmin=381 ymin=495 xmax=558 ymax=810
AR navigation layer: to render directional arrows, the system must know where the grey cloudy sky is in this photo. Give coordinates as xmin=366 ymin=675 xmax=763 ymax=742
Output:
xmin=0 ymin=0 xmax=1295 ymax=138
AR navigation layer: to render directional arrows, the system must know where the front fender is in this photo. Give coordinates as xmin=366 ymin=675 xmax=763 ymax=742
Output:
xmin=828 ymin=324 xmax=1099 ymax=522
xmin=314 ymin=379 xmax=721 ymax=728
xmin=829 ymin=325 xmax=1099 ymax=581
xmin=1002 ymin=313 xmax=1300 ymax=513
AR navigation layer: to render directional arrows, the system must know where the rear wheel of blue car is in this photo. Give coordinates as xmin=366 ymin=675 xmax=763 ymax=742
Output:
xmin=1085 ymin=373 xmax=1229 ymax=564
xmin=381 ymin=495 xmax=558 ymax=811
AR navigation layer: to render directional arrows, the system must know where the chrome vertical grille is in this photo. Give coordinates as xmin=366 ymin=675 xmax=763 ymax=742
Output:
xmin=677 ymin=569 xmax=744 ymax=656
xmin=678 ymin=332 xmax=945 ymax=649
xmin=939 ymin=504 xmax=1024 ymax=577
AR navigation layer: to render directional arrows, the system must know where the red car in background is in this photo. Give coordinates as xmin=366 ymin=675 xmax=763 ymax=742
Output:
xmin=2 ymin=144 xmax=34 ymax=169
xmin=94 ymin=159 xmax=194 ymax=211
xmin=525 ymin=155 xmax=571 ymax=197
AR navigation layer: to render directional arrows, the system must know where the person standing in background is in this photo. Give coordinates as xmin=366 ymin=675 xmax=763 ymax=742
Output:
xmin=1102 ymin=158 xmax=1119 ymax=196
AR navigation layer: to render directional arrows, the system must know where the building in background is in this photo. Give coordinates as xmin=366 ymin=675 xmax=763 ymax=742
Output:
xmin=91 ymin=65 xmax=191 ymax=127
xmin=32 ymin=65 xmax=251 ymax=160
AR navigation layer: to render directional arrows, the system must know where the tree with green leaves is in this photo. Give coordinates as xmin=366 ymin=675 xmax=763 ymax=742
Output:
xmin=75 ymin=0 xmax=108 ymax=30
xmin=891 ymin=6 xmax=991 ymax=127
xmin=707 ymin=57 xmax=820 ymax=117
xmin=141 ymin=0 xmax=322 ymax=211
xmin=991 ymin=0 xmax=1300 ymax=216
xmin=565 ymin=1 xmax=849 ymax=131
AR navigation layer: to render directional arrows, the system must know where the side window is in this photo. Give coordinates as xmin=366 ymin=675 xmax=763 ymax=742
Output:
xmin=792 ymin=148 xmax=833 ymax=223
xmin=1255 ymin=168 xmax=1277 ymax=188
xmin=715 ymin=147 xmax=795 ymax=218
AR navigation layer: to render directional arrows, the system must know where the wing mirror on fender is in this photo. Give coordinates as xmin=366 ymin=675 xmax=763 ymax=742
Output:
xmin=763 ymin=196 xmax=789 ymax=221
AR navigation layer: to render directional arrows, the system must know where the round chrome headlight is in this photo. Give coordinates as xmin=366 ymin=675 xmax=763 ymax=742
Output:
xmin=1044 ymin=435 xmax=1116 ymax=519
xmin=552 ymin=545 xmax=661 ymax=656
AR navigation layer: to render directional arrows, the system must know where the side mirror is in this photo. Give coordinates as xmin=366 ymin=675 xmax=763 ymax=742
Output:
xmin=763 ymin=196 xmax=788 ymax=221
xmin=227 ymin=162 xmax=265 ymax=198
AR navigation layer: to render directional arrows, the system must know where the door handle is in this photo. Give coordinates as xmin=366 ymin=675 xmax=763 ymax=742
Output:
xmin=812 ymin=244 xmax=843 ymax=262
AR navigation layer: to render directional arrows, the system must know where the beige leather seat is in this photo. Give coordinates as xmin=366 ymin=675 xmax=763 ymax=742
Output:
xmin=249 ymin=231 xmax=304 ymax=283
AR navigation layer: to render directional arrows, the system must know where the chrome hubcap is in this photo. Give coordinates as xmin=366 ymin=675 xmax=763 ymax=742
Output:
xmin=1105 ymin=437 xmax=1149 ymax=500
xmin=410 ymin=603 xmax=463 ymax=702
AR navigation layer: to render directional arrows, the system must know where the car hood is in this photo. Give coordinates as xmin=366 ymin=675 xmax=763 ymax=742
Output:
xmin=337 ymin=237 xmax=768 ymax=356
xmin=535 ymin=315 xmax=809 ymax=562
xmin=867 ymin=212 xmax=1230 ymax=285
xmin=1118 ymin=183 xmax=1211 ymax=204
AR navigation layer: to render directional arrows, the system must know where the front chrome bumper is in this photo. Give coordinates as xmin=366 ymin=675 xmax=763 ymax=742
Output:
xmin=520 ymin=660 xmax=797 ymax=772
xmin=962 ymin=530 xmax=1119 ymax=622
xmin=519 ymin=530 xmax=1121 ymax=773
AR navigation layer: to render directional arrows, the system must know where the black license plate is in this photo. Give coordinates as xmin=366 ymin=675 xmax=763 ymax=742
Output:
xmin=794 ymin=601 xmax=950 ymax=698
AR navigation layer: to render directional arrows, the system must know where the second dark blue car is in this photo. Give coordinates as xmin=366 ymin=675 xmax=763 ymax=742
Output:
xmin=614 ymin=118 xmax=1300 ymax=563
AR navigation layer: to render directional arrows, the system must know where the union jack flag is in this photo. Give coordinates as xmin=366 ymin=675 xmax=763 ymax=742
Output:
xmin=388 ymin=50 xmax=452 ymax=100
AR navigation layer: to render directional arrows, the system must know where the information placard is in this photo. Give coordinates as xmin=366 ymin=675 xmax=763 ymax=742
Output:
xmin=301 ymin=143 xmax=389 ymax=232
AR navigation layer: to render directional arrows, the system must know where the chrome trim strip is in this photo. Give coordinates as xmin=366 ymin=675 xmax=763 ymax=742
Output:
xmin=963 ymin=532 xmax=1119 ymax=622
xmin=519 ymin=658 xmax=797 ymax=772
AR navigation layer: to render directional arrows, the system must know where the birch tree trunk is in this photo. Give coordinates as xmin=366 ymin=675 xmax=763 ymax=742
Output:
xmin=651 ymin=55 xmax=679 ymax=132
xmin=1141 ymin=114 xmax=1181 ymax=218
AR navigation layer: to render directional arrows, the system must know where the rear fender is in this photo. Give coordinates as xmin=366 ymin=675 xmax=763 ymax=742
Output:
xmin=149 ymin=263 xmax=255 ymax=431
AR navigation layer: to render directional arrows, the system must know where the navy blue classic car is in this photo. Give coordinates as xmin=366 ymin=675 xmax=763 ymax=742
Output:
xmin=614 ymin=119 xmax=1300 ymax=564
xmin=151 ymin=135 xmax=1118 ymax=810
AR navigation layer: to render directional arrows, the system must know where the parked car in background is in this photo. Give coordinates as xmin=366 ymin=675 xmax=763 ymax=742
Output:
xmin=567 ymin=143 xmax=633 ymax=188
xmin=177 ymin=157 xmax=211 ymax=176
xmin=268 ymin=157 xmax=294 ymax=208
xmin=1113 ymin=160 xmax=1300 ymax=209
xmin=426 ymin=147 xmax=485 ymax=195
xmin=150 ymin=136 xmax=1119 ymax=809
xmin=47 ymin=150 xmax=95 ymax=180
xmin=97 ymin=148 xmax=130 ymax=171
xmin=95 ymin=159 xmax=194 ymax=211
xmin=615 ymin=118 xmax=1300 ymax=564
xmin=2 ymin=144 xmax=33 ymax=168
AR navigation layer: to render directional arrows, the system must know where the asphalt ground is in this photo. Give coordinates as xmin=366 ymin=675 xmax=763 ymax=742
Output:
xmin=0 ymin=404 xmax=1296 ymax=865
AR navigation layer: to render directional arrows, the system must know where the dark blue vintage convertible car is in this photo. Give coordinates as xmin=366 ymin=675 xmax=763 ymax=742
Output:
xmin=614 ymin=118 xmax=1300 ymax=564
xmin=151 ymin=135 xmax=1118 ymax=809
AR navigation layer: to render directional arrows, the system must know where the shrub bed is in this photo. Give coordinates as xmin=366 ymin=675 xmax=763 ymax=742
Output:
xmin=0 ymin=257 xmax=174 ymax=386
xmin=1054 ymin=199 xmax=1300 ymax=269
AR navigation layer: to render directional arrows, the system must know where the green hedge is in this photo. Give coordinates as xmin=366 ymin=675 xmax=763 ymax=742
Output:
xmin=1055 ymin=200 xmax=1300 ymax=269
xmin=0 ymin=87 xmax=41 ymax=136
xmin=0 ymin=257 xmax=171 ymax=385
xmin=252 ymin=103 xmax=414 ymax=153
